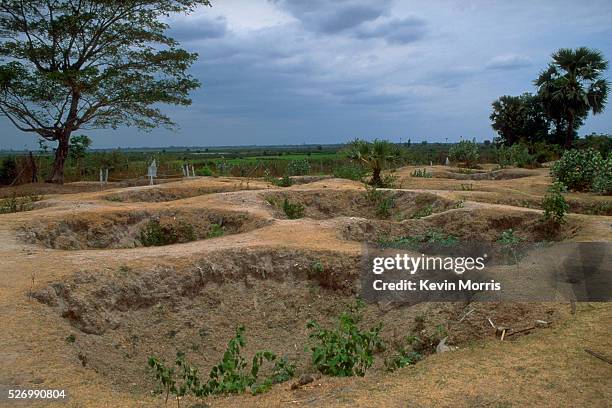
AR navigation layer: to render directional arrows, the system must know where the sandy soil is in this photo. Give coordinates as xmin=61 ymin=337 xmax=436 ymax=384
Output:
xmin=0 ymin=167 xmax=610 ymax=407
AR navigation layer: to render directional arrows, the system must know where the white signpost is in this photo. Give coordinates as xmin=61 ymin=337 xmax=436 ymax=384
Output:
xmin=148 ymin=159 xmax=157 ymax=185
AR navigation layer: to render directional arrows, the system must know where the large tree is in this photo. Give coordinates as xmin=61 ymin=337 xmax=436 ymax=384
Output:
xmin=490 ymin=93 xmax=550 ymax=145
xmin=0 ymin=0 xmax=209 ymax=183
xmin=535 ymin=47 xmax=609 ymax=148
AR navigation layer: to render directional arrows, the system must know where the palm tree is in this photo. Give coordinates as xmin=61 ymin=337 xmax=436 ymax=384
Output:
xmin=346 ymin=139 xmax=400 ymax=187
xmin=535 ymin=47 xmax=609 ymax=148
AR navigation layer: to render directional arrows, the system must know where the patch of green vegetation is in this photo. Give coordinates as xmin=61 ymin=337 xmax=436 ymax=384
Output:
xmin=378 ymin=229 xmax=459 ymax=249
xmin=449 ymin=139 xmax=480 ymax=168
xmin=0 ymin=193 xmax=43 ymax=214
xmin=542 ymin=182 xmax=569 ymax=226
xmin=106 ymin=195 xmax=123 ymax=202
xmin=282 ymin=198 xmax=305 ymax=219
xmin=497 ymin=229 xmax=522 ymax=245
xmin=65 ymin=334 xmax=76 ymax=344
xmin=139 ymin=219 xmax=196 ymax=247
xmin=311 ymin=261 xmax=324 ymax=274
xmin=364 ymin=185 xmax=395 ymax=219
xmin=460 ymin=183 xmax=473 ymax=191
xmin=551 ymin=148 xmax=608 ymax=192
xmin=286 ymin=159 xmax=311 ymax=176
xmin=306 ymin=302 xmax=384 ymax=377
xmin=410 ymin=168 xmax=432 ymax=178
xmin=148 ymin=326 xmax=295 ymax=405
xmin=332 ymin=163 xmax=367 ymax=181
xmin=207 ymin=223 xmax=225 ymax=238
xmin=195 ymin=166 xmax=214 ymax=176
xmin=412 ymin=204 xmax=434 ymax=219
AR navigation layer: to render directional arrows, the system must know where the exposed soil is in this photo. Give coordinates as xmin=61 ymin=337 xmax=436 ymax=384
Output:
xmin=0 ymin=166 xmax=610 ymax=407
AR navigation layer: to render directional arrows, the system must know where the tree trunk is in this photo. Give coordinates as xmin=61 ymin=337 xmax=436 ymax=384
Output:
xmin=47 ymin=132 xmax=71 ymax=184
xmin=565 ymin=113 xmax=575 ymax=148
xmin=371 ymin=167 xmax=382 ymax=187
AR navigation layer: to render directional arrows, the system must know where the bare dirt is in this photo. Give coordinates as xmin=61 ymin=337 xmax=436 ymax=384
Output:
xmin=1 ymin=166 xmax=610 ymax=407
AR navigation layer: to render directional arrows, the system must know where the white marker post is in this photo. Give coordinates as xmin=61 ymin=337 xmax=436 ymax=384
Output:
xmin=148 ymin=159 xmax=157 ymax=185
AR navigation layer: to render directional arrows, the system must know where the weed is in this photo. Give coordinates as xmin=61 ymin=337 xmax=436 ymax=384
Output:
xmin=497 ymin=229 xmax=521 ymax=245
xmin=306 ymin=302 xmax=384 ymax=377
xmin=410 ymin=168 xmax=432 ymax=178
xmin=286 ymin=159 xmax=311 ymax=176
xmin=376 ymin=196 xmax=394 ymax=218
xmin=454 ymin=200 xmax=465 ymax=208
xmin=139 ymin=219 xmax=196 ymax=247
xmin=207 ymin=223 xmax=225 ymax=238
xmin=378 ymin=229 xmax=459 ymax=249
xmin=148 ymin=326 xmax=295 ymax=405
xmin=412 ymin=204 xmax=433 ymax=219
xmin=384 ymin=347 xmax=422 ymax=372
xmin=460 ymin=183 xmax=473 ymax=191
xmin=282 ymin=198 xmax=305 ymax=219
xmin=106 ymin=195 xmax=123 ymax=202
xmin=311 ymin=261 xmax=324 ymax=274
xmin=65 ymin=334 xmax=76 ymax=343
xmin=196 ymin=166 xmax=214 ymax=176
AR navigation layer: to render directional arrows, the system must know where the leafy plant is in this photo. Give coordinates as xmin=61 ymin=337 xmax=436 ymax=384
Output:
xmin=286 ymin=159 xmax=311 ymax=176
xmin=196 ymin=166 xmax=213 ymax=176
xmin=207 ymin=223 xmax=224 ymax=238
xmin=282 ymin=198 xmax=305 ymax=219
xmin=332 ymin=163 xmax=367 ymax=181
xmin=592 ymin=155 xmax=612 ymax=195
xmin=385 ymin=347 xmax=422 ymax=372
xmin=551 ymin=148 xmax=603 ymax=191
xmin=306 ymin=303 xmax=384 ymax=377
xmin=412 ymin=204 xmax=433 ymax=219
xmin=449 ymin=140 xmax=480 ymax=168
xmin=148 ymin=326 xmax=295 ymax=406
xmin=497 ymin=229 xmax=522 ymax=245
xmin=268 ymin=175 xmax=293 ymax=187
xmin=460 ymin=183 xmax=473 ymax=191
xmin=346 ymin=139 xmax=401 ymax=187
xmin=411 ymin=168 xmax=432 ymax=178
xmin=542 ymin=182 xmax=569 ymax=225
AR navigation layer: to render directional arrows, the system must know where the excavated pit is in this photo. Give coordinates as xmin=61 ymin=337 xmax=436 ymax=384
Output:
xmin=437 ymin=168 xmax=536 ymax=180
xmin=32 ymin=247 xmax=563 ymax=395
xmin=20 ymin=208 xmax=269 ymax=250
xmin=338 ymin=207 xmax=580 ymax=243
xmin=263 ymin=189 xmax=457 ymax=220
xmin=104 ymin=183 xmax=263 ymax=202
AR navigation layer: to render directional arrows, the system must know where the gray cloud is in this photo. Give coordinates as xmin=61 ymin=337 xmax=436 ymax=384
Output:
xmin=271 ymin=0 xmax=390 ymax=34
xmin=168 ymin=15 xmax=228 ymax=41
xmin=354 ymin=17 xmax=427 ymax=44
xmin=485 ymin=54 xmax=532 ymax=70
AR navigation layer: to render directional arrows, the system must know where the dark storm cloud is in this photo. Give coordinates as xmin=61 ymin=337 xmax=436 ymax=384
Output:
xmin=271 ymin=0 xmax=391 ymax=34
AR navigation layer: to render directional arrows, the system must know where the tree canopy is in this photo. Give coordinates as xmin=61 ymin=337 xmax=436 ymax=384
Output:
xmin=0 ymin=0 xmax=210 ymax=182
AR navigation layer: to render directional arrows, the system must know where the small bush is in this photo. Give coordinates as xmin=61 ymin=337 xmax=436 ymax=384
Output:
xmin=497 ymin=143 xmax=538 ymax=167
xmin=410 ymin=168 xmax=432 ymax=178
xmin=307 ymin=303 xmax=384 ymax=377
xmin=282 ymin=198 xmax=305 ymax=219
xmin=542 ymin=182 xmax=569 ymax=225
xmin=332 ymin=163 xmax=367 ymax=181
xmin=412 ymin=204 xmax=433 ymax=219
xmin=449 ymin=140 xmax=480 ymax=168
xmin=592 ymin=155 xmax=612 ymax=195
xmin=196 ymin=166 xmax=213 ymax=176
xmin=207 ymin=223 xmax=224 ymax=238
xmin=286 ymin=159 xmax=311 ymax=176
xmin=497 ymin=229 xmax=521 ymax=245
xmin=268 ymin=175 xmax=293 ymax=187
xmin=551 ymin=148 xmax=603 ymax=192
xmin=384 ymin=347 xmax=422 ymax=372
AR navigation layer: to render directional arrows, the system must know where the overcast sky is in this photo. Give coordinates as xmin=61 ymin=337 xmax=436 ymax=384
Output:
xmin=1 ymin=0 xmax=612 ymax=149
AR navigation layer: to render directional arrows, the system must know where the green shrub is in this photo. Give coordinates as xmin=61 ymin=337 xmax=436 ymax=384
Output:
xmin=268 ymin=174 xmax=293 ymax=187
xmin=495 ymin=143 xmax=536 ymax=168
xmin=286 ymin=159 xmax=311 ymax=176
xmin=551 ymin=148 xmax=603 ymax=192
xmin=376 ymin=196 xmax=394 ymax=218
xmin=497 ymin=229 xmax=521 ymax=245
xmin=207 ymin=223 xmax=224 ymax=238
xmin=306 ymin=303 xmax=384 ymax=377
xmin=196 ymin=166 xmax=213 ymax=176
xmin=542 ymin=182 xmax=569 ymax=225
xmin=449 ymin=140 xmax=480 ymax=168
xmin=378 ymin=229 xmax=459 ymax=249
xmin=332 ymin=163 xmax=367 ymax=181
xmin=410 ymin=168 xmax=432 ymax=178
xmin=282 ymin=198 xmax=305 ymax=219
xmin=592 ymin=155 xmax=612 ymax=195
